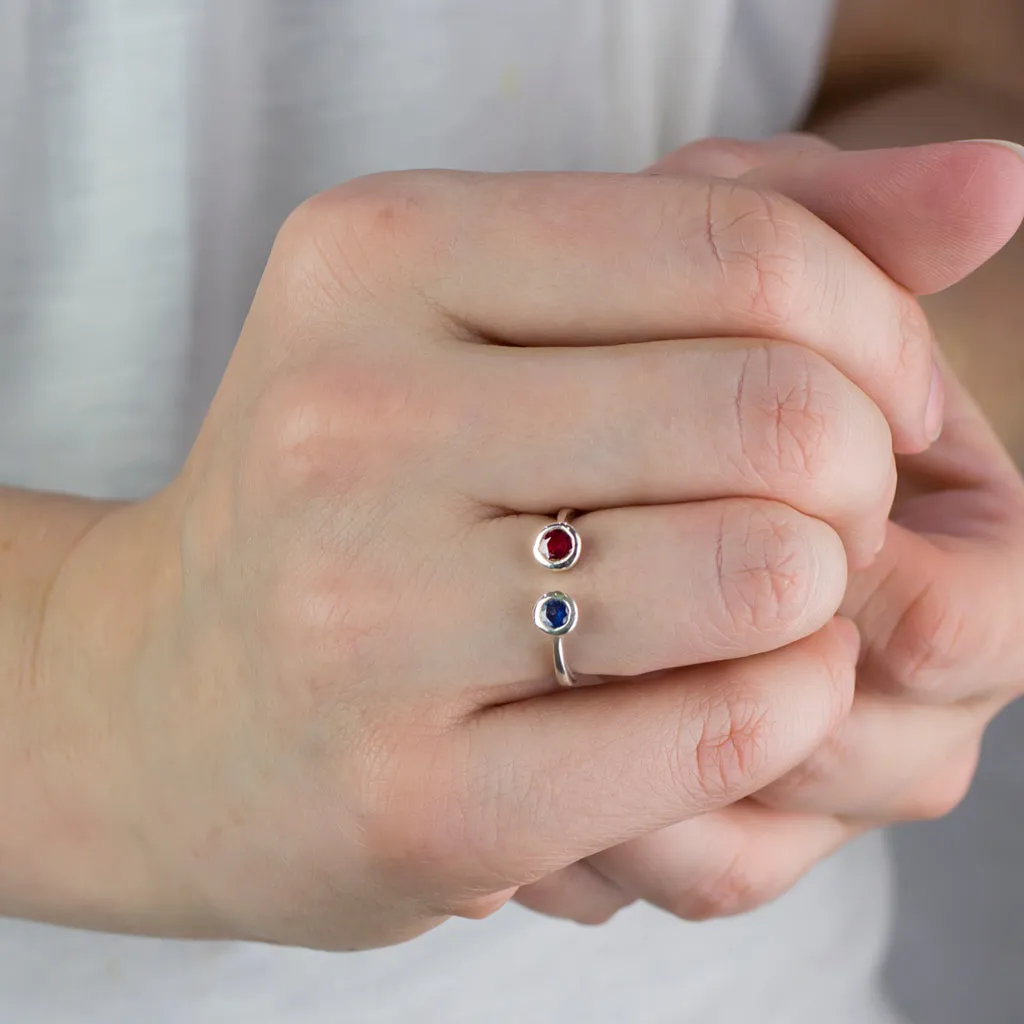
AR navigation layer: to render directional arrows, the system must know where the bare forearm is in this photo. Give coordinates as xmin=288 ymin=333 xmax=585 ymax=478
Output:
xmin=0 ymin=488 xmax=113 ymax=693
xmin=0 ymin=487 xmax=188 ymax=931
xmin=0 ymin=489 xmax=120 ymax=917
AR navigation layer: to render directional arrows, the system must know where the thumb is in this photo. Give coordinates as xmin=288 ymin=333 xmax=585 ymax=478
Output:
xmin=743 ymin=140 xmax=1024 ymax=295
xmin=842 ymin=514 xmax=1024 ymax=701
xmin=843 ymin=356 xmax=1024 ymax=700
xmin=650 ymin=137 xmax=1024 ymax=295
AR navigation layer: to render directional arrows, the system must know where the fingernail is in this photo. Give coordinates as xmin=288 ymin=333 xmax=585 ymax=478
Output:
xmin=868 ymin=528 xmax=892 ymax=561
xmin=962 ymin=139 xmax=1024 ymax=161
xmin=834 ymin=618 xmax=861 ymax=661
xmin=925 ymin=360 xmax=945 ymax=443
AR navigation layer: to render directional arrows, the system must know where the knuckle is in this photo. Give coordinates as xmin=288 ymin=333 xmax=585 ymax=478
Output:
xmin=685 ymin=691 xmax=774 ymax=803
xmin=652 ymin=137 xmax=766 ymax=176
xmin=732 ymin=345 xmax=895 ymax=524
xmin=901 ymin=746 xmax=980 ymax=821
xmin=765 ymin=723 xmax=852 ymax=802
xmin=755 ymin=628 xmax=856 ymax=779
xmin=277 ymin=172 xmax=448 ymax=303
xmin=714 ymin=501 xmax=841 ymax=639
xmin=812 ymin=630 xmax=859 ymax=732
xmin=248 ymin=361 xmax=429 ymax=498
xmin=682 ymin=850 xmax=782 ymax=921
xmin=246 ymin=372 xmax=361 ymax=498
xmin=733 ymin=344 xmax=847 ymax=490
xmin=572 ymin=906 xmax=625 ymax=926
xmin=703 ymin=182 xmax=808 ymax=329
xmin=250 ymin=373 xmax=342 ymax=488
xmin=879 ymin=580 xmax=971 ymax=700
xmin=889 ymin=290 xmax=934 ymax=390
xmin=447 ymin=890 xmax=517 ymax=922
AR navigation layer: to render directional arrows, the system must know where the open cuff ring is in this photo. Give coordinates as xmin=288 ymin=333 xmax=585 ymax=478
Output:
xmin=533 ymin=510 xmax=580 ymax=687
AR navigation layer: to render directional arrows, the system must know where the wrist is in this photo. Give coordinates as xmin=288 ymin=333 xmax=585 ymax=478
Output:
xmin=0 ymin=487 xmax=206 ymax=933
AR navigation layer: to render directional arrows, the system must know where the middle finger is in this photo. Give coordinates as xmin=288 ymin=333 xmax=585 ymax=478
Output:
xmin=448 ymin=338 xmax=895 ymax=566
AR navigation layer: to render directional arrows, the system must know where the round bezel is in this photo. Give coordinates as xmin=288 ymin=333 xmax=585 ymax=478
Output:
xmin=533 ymin=591 xmax=579 ymax=636
xmin=532 ymin=522 xmax=582 ymax=571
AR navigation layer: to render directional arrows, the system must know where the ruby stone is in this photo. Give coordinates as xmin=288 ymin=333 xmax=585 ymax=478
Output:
xmin=542 ymin=526 xmax=574 ymax=562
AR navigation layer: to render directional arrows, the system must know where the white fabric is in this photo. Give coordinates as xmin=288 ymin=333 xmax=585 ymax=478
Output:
xmin=0 ymin=2 xmax=921 ymax=1021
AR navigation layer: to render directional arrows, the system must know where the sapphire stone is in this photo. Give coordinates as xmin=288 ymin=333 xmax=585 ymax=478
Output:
xmin=543 ymin=598 xmax=570 ymax=630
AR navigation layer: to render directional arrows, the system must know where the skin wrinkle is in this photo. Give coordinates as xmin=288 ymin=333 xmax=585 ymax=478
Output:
xmin=722 ymin=506 xmax=806 ymax=635
xmin=704 ymin=180 xmax=806 ymax=323
xmin=764 ymin=346 xmax=829 ymax=481
xmin=525 ymin=1 xmax=1024 ymax=932
xmin=13 ymin=43 xmax=1024 ymax=946
xmin=881 ymin=575 xmax=969 ymax=695
xmin=691 ymin=691 xmax=773 ymax=804
xmin=703 ymin=181 xmax=727 ymax=280
xmin=684 ymin=834 xmax=755 ymax=921
xmin=732 ymin=346 xmax=777 ymax=492
xmin=732 ymin=346 xmax=758 ymax=481
xmin=737 ymin=191 xmax=805 ymax=329
xmin=25 ymin=509 xmax=112 ymax=700
xmin=714 ymin=503 xmax=728 ymax=634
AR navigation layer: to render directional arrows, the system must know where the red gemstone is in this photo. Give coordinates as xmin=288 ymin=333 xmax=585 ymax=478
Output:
xmin=543 ymin=526 xmax=574 ymax=562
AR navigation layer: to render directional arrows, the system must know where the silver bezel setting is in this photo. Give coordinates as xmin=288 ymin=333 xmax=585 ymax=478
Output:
xmin=532 ymin=522 xmax=582 ymax=571
xmin=533 ymin=591 xmax=578 ymax=637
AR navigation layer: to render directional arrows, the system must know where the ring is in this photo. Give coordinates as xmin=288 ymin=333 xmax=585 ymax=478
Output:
xmin=534 ymin=591 xmax=578 ymax=687
xmin=533 ymin=509 xmax=580 ymax=687
xmin=533 ymin=508 xmax=581 ymax=571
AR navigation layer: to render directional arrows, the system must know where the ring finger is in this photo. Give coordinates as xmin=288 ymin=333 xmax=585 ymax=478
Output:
xmin=444 ymin=497 xmax=848 ymax=697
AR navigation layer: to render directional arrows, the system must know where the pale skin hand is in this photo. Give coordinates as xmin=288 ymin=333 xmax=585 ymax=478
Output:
xmin=819 ymin=0 xmax=1024 ymax=455
xmin=519 ymin=0 xmax=1024 ymax=925
xmin=1 ymin=157 xmax=961 ymax=950
xmin=516 ymin=136 xmax=1024 ymax=925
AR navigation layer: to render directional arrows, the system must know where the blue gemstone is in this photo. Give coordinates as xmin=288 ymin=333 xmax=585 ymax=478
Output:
xmin=544 ymin=598 xmax=569 ymax=630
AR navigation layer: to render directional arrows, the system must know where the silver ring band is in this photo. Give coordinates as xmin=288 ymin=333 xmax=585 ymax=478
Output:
xmin=534 ymin=591 xmax=578 ymax=687
xmin=552 ymin=635 xmax=575 ymax=689
xmin=533 ymin=508 xmax=581 ymax=687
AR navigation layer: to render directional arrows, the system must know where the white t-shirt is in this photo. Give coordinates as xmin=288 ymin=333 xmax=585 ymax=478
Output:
xmin=0 ymin=1 xmax=953 ymax=1020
